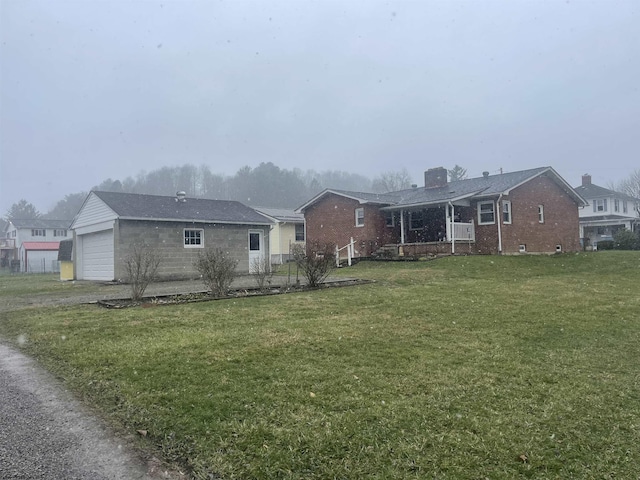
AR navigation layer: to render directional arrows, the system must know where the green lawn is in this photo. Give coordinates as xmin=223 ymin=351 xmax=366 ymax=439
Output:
xmin=1 ymin=252 xmax=639 ymax=479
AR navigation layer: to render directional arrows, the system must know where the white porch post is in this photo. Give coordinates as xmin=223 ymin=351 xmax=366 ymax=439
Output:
xmin=449 ymin=202 xmax=455 ymax=254
xmin=400 ymin=209 xmax=406 ymax=244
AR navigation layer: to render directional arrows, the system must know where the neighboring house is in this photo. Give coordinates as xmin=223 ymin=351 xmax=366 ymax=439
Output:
xmin=297 ymin=166 xmax=586 ymax=258
xmin=573 ymin=174 xmax=640 ymax=249
xmin=253 ymin=207 xmax=305 ymax=264
xmin=2 ymin=219 xmax=72 ymax=273
xmin=70 ymin=191 xmax=273 ymax=281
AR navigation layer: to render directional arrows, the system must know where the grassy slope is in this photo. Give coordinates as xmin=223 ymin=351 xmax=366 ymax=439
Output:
xmin=1 ymin=252 xmax=639 ymax=479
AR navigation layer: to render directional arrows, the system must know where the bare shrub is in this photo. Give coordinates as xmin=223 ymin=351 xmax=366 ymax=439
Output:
xmin=251 ymin=256 xmax=274 ymax=291
xmin=194 ymin=248 xmax=238 ymax=296
xmin=124 ymin=243 xmax=161 ymax=301
xmin=292 ymin=242 xmax=336 ymax=288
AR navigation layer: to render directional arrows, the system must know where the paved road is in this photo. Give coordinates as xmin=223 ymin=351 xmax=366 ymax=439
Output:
xmin=0 ymin=343 xmax=182 ymax=479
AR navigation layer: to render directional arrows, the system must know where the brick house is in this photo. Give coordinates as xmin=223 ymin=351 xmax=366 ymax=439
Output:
xmin=70 ymin=191 xmax=272 ymax=281
xmin=296 ymin=166 xmax=586 ymax=258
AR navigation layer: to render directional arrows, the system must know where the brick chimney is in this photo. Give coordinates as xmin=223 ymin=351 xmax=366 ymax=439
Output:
xmin=582 ymin=174 xmax=592 ymax=186
xmin=424 ymin=167 xmax=448 ymax=189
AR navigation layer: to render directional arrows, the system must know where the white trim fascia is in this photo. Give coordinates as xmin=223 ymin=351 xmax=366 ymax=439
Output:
xmin=295 ymin=189 xmax=393 ymax=213
xmin=381 ymin=192 xmax=477 ymax=211
xmin=74 ymin=220 xmax=115 ymax=236
xmin=117 ymin=216 xmax=273 ymax=226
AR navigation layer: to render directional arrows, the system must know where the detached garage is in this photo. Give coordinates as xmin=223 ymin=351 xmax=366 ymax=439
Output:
xmin=71 ymin=190 xmax=272 ymax=282
xmin=21 ymin=242 xmax=60 ymax=273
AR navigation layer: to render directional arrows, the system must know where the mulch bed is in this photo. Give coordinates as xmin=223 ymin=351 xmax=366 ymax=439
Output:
xmin=98 ymin=279 xmax=373 ymax=309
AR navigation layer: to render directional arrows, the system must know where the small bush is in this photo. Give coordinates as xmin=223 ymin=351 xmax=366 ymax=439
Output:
xmin=194 ymin=248 xmax=238 ymax=296
xmin=596 ymin=240 xmax=614 ymax=251
xmin=251 ymin=256 xmax=274 ymax=291
xmin=292 ymin=242 xmax=336 ymax=288
xmin=123 ymin=243 xmax=161 ymax=301
xmin=613 ymin=228 xmax=639 ymax=250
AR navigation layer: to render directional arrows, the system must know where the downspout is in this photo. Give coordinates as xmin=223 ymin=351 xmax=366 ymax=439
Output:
xmin=448 ymin=202 xmax=455 ymax=254
xmin=496 ymin=194 xmax=503 ymax=254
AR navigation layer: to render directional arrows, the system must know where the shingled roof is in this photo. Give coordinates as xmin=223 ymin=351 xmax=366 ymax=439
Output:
xmin=91 ymin=191 xmax=273 ymax=225
xmin=297 ymin=166 xmax=585 ymax=212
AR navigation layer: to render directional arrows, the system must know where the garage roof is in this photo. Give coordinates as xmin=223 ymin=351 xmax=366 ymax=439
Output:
xmin=91 ymin=191 xmax=273 ymax=225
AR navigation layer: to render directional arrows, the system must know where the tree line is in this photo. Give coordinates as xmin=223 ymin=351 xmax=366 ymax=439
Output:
xmin=2 ymin=163 xmax=420 ymax=223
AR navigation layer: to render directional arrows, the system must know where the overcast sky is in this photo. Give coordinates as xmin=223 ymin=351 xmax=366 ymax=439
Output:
xmin=1 ymin=0 xmax=639 ymax=215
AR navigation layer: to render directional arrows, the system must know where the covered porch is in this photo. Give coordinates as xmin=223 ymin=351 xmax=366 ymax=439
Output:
xmin=380 ymin=202 xmax=476 ymax=257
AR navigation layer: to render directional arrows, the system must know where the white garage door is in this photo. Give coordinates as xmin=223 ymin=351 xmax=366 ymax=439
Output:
xmin=81 ymin=230 xmax=114 ymax=281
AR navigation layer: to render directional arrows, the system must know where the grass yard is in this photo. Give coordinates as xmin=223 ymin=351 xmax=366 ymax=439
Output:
xmin=1 ymin=252 xmax=640 ymax=479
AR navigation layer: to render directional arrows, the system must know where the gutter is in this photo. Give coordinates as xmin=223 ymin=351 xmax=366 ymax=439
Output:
xmin=497 ymin=194 xmax=503 ymax=254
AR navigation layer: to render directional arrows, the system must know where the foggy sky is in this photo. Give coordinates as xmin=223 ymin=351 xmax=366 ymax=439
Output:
xmin=1 ymin=0 xmax=639 ymax=215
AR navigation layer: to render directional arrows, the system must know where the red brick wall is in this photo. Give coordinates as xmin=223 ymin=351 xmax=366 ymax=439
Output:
xmin=304 ymin=194 xmax=394 ymax=257
xmin=474 ymin=175 xmax=581 ymax=254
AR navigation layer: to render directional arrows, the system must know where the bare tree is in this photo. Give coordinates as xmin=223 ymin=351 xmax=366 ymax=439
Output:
xmin=194 ymin=248 xmax=238 ymax=296
xmin=448 ymin=165 xmax=468 ymax=182
xmin=292 ymin=242 xmax=336 ymax=288
xmin=610 ymin=169 xmax=640 ymax=215
xmin=123 ymin=244 xmax=161 ymax=301
xmin=372 ymin=169 xmax=413 ymax=193
xmin=251 ymin=256 xmax=274 ymax=291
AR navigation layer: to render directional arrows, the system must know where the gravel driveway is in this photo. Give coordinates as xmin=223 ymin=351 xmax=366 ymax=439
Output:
xmin=0 ymin=342 xmax=183 ymax=479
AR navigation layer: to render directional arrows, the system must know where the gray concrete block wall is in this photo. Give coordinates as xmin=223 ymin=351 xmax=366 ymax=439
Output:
xmin=115 ymin=220 xmax=270 ymax=281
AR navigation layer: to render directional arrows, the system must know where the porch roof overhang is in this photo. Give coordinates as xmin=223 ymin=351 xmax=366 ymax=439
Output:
xmin=379 ymin=191 xmax=478 ymax=212
xmin=580 ymin=215 xmax=640 ymax=227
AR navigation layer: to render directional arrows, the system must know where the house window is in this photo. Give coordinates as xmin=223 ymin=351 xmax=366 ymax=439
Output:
xmin=593 ymin=199 xmax=607 ymax=212
xmin=355 ymin=208 xmax=364 ymax=227
xmin=478 ymin=201 xmax=495 ymax=225
xmin=31 ymin=229 xmax=46 ymax=237
xmin=184 ymin=228 xmax=203 ymax=248
xmin=502 ymin=201 xmax=512 ymax=224
xmin=295 ymin=223 xmax=305 ymax=242
xmin=385 ymin=211 xmax=395 ymax=227
xmin=538 ymin=205 xmax=545 ymax=223
xmin=54 ymin=229 xmax=67 ymax=237
xmin=623 ymin=201 xmax=628 ymax=214
xmin=410 ymin=211 xmax=424 ymax=230
xmin=614 ymin=199 xmax=620 ymax=212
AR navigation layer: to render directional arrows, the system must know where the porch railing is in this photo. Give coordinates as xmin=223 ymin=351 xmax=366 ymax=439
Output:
xmin=452 ymin=222 xmax=475 ymax=241
xmin=335 ymin=237 xmax=355 ymax=267
xmin=0 ymin=238 xmax=16 ymax=249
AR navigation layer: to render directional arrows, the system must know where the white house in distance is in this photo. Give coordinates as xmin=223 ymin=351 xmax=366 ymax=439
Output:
xmin=2 ymin=219 xmax=72 ymax=273
xmin=574 ymin=174 xmax=640 ymax=249
xmin=253 ymin=207 xmax=305 ymax=264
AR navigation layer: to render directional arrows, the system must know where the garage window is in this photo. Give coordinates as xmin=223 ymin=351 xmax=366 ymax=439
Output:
xmin=184 ymin=229 xmax=204 ymax=248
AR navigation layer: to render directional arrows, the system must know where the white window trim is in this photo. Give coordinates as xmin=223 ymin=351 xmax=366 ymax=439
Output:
xmin=355 ymin=207 xmax=365 ymax=227
xmin=478 ymin=201 xmax=495 ymax=225
xmin=538 ymin=205 xmax=545 ymax=224
xmin=184 ymin=228 xmax=204 ymax=248
xmin=385 ymin=211 xmax=395 ymax=228
xmin=502 ymin=200 xmax=512 ymax=224
xmin=593 ymin=199 xmax=607 ymax=213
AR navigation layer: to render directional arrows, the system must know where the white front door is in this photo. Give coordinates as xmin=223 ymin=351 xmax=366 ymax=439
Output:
xmin=248 ymin=230 xmax=264 ymax=273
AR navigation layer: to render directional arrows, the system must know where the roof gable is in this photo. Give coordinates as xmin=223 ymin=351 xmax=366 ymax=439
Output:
xmin=84 ymin=191 xmax=272 ymax=225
